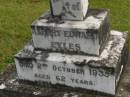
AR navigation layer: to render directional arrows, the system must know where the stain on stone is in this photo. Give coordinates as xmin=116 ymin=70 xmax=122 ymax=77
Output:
xmin=73 ymin=59 xmax=86 ymax=66
xmin=47 ymin=16 xmax=65 ymax=24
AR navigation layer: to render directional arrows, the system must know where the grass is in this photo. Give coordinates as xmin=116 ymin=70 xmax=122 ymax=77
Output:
xmin=0 ymin=0 xmax=130 ymax=71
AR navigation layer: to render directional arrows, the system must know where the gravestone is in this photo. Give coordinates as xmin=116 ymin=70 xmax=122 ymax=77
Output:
xmin=1 ymin=0 xmax=129 ymax=96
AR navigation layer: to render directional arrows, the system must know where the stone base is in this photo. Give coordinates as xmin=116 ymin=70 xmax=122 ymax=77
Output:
xmin=0 ymin=52 xmax=130 ymax=97
xmin=14 ymin=30 xmax=128 ymax=95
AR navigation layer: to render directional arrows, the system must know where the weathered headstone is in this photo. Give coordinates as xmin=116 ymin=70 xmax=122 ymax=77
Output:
xmin=50 ymin=0 xmax=89 ymax=20
xmin=14 ymin=30 xmax=128 ymax=95
xmin=12 ymin=0 xmax=129 ymax=96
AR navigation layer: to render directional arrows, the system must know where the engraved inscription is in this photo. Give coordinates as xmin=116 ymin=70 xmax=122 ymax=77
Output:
xmin=18 ymin=60 xmax=114 ymax=92
xmin=33 ymin=27 xmax=97 ymax=52
xmin=71 ymin=78 xmax=95 ymax=85
xmin=19 ymin=61 xmax=33 ymax=69
xmin=62 ymin=2 xmax=81 ymax=17
xmin=34 ymin=73 xmax=50 ymax=80
xmin=53 ymin=65 xmax=84 ymax=75
xmin=51 ymin=42 xmax=80 ymax=52
xmin=89 ymin=68 xmax=113 ymax=78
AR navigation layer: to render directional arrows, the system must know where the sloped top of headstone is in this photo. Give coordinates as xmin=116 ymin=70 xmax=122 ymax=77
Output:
xmin=32 ymin=9 xmax=108 ymax=30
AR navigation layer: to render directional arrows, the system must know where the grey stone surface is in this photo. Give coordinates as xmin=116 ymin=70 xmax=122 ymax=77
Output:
xmin=0 ymin=49 xmax=129 ymax=97
xmin=31 ymin=9 xmax=110 ymax=56
xmin=50 ymin=0 xmax=89 ymax=20
xmin=14 ymin=30 xmax=128 ymax=95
